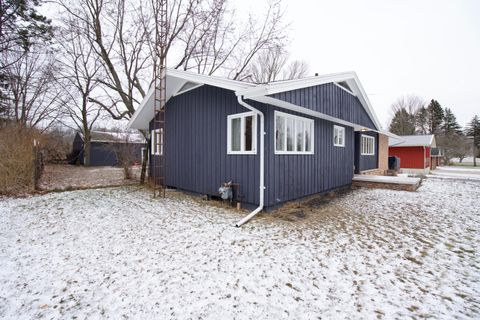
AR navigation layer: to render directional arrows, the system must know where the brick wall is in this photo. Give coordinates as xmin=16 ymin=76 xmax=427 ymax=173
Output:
xmin=378 ymin=134 xmax=389 ymax=173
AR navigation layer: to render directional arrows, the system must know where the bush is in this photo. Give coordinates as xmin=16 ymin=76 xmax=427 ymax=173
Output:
xmin=0 ymin=126 xmax=43 ymax=195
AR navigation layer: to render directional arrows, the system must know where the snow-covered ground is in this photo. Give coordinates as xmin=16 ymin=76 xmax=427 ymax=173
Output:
xmin=1 ymin=179 xmax=479 ymax=319
xmin=429 ymin=166 xmax=480 ymax=181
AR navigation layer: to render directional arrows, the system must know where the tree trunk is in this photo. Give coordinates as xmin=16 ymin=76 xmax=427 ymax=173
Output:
xmin=140 ymin=147 xmax=148 ymax=184
xmin=84 ymin=135 xmax=91 ymax=167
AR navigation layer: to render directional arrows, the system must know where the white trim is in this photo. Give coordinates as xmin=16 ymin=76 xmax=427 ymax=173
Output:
xmin=172 ymin=83 xmax=204 ymax=97
xmin=151 ymin=128 xmax=163 ymax=156
xmin=334 ymin=82 xmax=355 ymax=96
xmin=227 ymin=111 xmax=257 ymax=155
xmin=274 ymin=111 xmax=314 ymax=155
xmin=333 ymin=125 xmax=345 ymax=147
xmin=237 ymin=71 xmax=382 ymax=131
xmin=361 ymin=134 xmax=375 ymax=156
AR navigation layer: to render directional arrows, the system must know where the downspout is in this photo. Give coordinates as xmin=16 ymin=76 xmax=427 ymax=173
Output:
xmin=235 ymin=95 xmax=265 ymax=227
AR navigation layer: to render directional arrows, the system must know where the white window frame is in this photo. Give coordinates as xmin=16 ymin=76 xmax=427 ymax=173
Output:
xmin=274 ymin=111 xmax=314 ymax=155
xmin=333 ymin=125 xmax=345 ymax=147
xmin=151 ymin=128 xmax=163 ymax=156
xmin=227 ymin=111 xmax=257 ymax=155
xmin=361 ymin=134 xmax=375 ymax=156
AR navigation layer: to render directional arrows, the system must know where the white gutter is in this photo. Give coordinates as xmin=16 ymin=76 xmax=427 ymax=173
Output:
xmin=235 ymin=95 xmax=265 ymax=227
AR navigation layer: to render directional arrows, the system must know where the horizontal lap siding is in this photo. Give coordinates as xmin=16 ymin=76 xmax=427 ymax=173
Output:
xmin=251 ymin=102 xmax=354 ymax=207
xmin=150 ymin=85 xmax=260 ymax=206
xmin=270 ymin=83 xmax=377 ymax=130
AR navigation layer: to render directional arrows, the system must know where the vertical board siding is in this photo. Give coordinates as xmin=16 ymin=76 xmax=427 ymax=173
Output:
xmin=149 ymin=85 xmax=358 ymax=208
xmin=354 ymin=131 xmax=379 ymax=173
xmin=250 ymin=101 xmax=354 ymax=207
xmin=270 ymin=83 xmax=377 ymax=130
xmin=150 ymin=85 xmax=260 ymax=206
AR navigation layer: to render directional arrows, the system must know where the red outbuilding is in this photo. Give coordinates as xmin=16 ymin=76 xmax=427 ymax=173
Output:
xmin=388 ymin=135 xmax=437 ymax=175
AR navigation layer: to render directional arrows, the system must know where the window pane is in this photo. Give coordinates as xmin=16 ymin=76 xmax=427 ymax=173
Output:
xmin=305 ymin=122 xmax=311 ymax=151
xmin=334 ymin=127 xmax=339 ymax=145
xmin=244 ymin=116 xmax=253 ymax=151
xmin=286 ymin=118 xmax=294 ymax=151
xmin=231 ymin=117 xmax=241 ymax=151
xmin=296 ymin=120 xmax=304 ymax=151
xmin=275 ymin=115 xmax=285 ymax=151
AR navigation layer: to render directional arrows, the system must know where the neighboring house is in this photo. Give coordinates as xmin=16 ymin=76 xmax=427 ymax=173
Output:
xmin=69 ymin=131 xmax=146 ymax=166
xmin=430 ymin=147 xmax=444 ymax=169
xmin=388 ymin=134 xmax=437 ymax=175
xmin=129 ymin=69 xmax=394 ymax=221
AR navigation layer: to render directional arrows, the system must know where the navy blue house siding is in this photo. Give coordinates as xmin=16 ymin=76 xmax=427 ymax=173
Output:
xmin=150 ymin=85 xmax=261 ymax=206
xmin=354 ymin=131 xmax=378 ymax=173
xmin=250 ymin=102 xmax=354 ymax=207
xmin=270 ymin=83 xmax=377 ymax=130
xmin=150 ymin=84 xmax=375 ymax=207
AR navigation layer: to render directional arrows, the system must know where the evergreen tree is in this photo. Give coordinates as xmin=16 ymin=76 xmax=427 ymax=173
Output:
xmin=389 ymin=108 xmax=416 ymax=135
xmin=442 ymin=108 xmax=462 ymax=136
xmin=465 ymin=115 xmax=480 ymax=166
xmin=0 ymin=0 xmax=52 ymax=54
xmin=415 ymin=106 xmax=428 ymax=134
xmin=426 ymin=99 xmax=444 ymax=134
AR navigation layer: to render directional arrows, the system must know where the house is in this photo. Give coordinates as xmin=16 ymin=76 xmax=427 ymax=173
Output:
xmin=69 ymin=131 xmax=146 ymax=166
xmin=430 ymin=147 xmax=444 ymax=169
xmin=388 ymin=134 xmax=437 ymax=175
xmin=129 ymin=69 xmax=394 ymax=225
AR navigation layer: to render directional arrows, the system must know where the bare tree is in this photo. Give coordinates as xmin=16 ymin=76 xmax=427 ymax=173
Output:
xmin=56 ymin=16 xmax=103 ymax=166
xmin=283 ymin=60 xmax=309 ymax=80
xmin=245 ymin=46 xmax=309 ymax=83
xmin=1 ymin=44 xmax=63 ymax=131
xmin=56 ymin=0 xmax=288 ymax=182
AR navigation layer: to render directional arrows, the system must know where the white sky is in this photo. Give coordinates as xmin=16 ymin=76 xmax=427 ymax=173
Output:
xmin=237 ymin=0 xmax=480 ymax=129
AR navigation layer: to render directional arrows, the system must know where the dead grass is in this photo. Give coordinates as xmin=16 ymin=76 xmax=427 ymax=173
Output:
xmin=0 ymin=126 xmax=41 ymax=195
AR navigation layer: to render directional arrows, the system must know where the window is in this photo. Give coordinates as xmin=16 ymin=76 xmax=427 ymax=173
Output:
xmin=275 ymin=111 xmax=314 ymax=154
xmin=227 ymin=112 xmax=257 ymax=154
xmin=334 ymin=125 xmax=345 ymax=147
xmin=361 ymin=135 xmax=375 ymax=155
xmin=151 ymin=128 xmax=163 ymax=155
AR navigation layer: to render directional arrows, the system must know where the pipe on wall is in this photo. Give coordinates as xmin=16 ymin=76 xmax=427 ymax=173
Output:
xmin=235 ymin=95 xmax=265 ymax=227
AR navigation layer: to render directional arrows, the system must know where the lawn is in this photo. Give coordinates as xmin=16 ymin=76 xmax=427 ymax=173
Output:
xmin=0 ymin=178 xmax=479 ymax=319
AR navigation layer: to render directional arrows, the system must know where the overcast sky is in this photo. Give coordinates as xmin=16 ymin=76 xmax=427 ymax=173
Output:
xmin=239 ymin=0 xmax=480 ymax=129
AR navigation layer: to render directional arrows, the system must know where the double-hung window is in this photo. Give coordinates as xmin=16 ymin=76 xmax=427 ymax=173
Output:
xmin=227 ymin=112 xmax=256 ymax=154
xmin=333 ymin=125 xmax=345 ymax=147
xmin=275 ymin=111 xmax=314 ymax=154
xmin=151 ymin=128 xmax=163 ymax=155
xmin=361 ymin=135 xmax=375 ymax=155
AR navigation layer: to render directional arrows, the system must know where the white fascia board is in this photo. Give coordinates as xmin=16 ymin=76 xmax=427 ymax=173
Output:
xmin=250 ymin=96 xmax=366 ymax=131
xmin=129 ymin=69 xmax=254 ymax=130
xmin=237 ymin=71 xmax=356 ymax=98
xmin=378 ymin=130 xmax=404 ymax=140
xmin=237 ymin=71 xmax=383 ymax=131
xmin=167 ymin=68 xmax=254 ymax=91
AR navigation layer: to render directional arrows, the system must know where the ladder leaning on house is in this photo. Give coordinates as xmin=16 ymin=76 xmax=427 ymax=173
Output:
xmin=152 ymin=0 xmax=168 ymax=198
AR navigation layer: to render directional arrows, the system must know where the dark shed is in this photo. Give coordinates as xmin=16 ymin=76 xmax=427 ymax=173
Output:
xmin=69 ymin=131 xmax=146 ymax=166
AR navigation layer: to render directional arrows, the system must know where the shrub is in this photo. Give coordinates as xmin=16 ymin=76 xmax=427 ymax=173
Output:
xmin=0 ymin=125 xmax=43 ymax=195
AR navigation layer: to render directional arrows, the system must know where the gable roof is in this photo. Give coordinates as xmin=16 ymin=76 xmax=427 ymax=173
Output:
xmin=128 ymin=69 xmax=382 ymax=132
xmin=389 ymin=134 xmax=436 ymax=147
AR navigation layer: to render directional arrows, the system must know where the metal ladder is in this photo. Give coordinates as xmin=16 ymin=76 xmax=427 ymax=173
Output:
xmin=152 ymin=0 xmax=168 ymax=198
